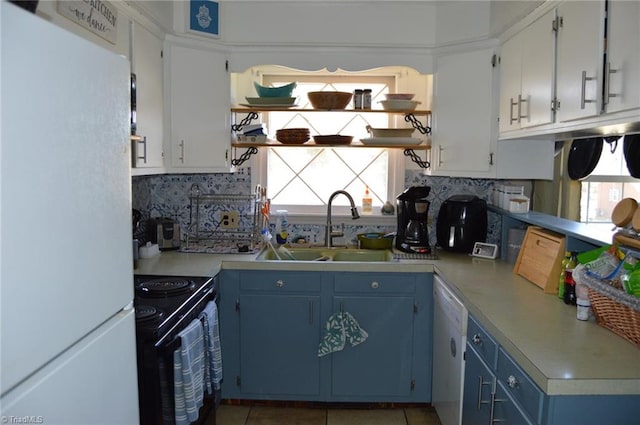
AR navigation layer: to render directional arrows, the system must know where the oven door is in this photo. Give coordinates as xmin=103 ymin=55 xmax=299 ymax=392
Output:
xmin=139 ymin=287 xmax=218 ymax=425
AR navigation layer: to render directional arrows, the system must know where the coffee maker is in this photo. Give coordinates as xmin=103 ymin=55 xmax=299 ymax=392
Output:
xmin=396 ymin=186 xmax=431 ymax=254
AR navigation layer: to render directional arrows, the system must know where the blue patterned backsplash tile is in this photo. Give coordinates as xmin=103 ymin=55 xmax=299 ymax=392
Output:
xmin=132 ymin=168 xmax=504 ymax=249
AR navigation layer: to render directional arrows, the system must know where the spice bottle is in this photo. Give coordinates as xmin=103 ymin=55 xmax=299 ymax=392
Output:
xmin=362 ymin=89 xmax=372 ymax=109
xmin=353 ymin=89 xmax=363 ymax=109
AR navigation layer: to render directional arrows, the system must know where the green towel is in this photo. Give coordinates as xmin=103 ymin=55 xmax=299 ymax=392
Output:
xmin=318 ymin=311 xmax=368 ymax=357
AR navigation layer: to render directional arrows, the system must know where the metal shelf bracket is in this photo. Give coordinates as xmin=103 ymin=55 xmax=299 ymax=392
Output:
xmin=231 ymin=146 xmax=258 ymax=167
xmin=404 ymin=113 xmax=431 ymax=135
xmin=404 ymin=148 xmax=430 ymax=169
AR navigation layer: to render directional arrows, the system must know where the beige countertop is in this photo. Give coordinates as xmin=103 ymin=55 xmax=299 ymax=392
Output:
xmin=135 ymin=249 xmax=640 ymax=397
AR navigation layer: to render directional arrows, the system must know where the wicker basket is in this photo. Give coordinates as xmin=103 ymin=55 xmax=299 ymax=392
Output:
xmin=575 ymin=266 xmax=640 ymax=347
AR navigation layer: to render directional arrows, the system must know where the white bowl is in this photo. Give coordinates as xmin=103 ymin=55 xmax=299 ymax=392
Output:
xmin=379 ymin=99 xmax=421 ymax=111
xmin=385 ymin=93 xmax=415 ymax=101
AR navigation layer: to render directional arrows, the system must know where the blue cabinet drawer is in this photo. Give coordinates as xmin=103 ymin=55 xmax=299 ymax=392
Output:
xmin=239 ymin=270 xmax=321 ymax=292
xmin=467 ymin=316 xmax=498 ymax=368
xmin=497 ymin=347 xmax=544 ymax=424
xmin=334 ymin=273 xmax=416 ymax=293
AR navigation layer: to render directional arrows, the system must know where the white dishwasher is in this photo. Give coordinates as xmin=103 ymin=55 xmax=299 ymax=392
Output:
xmin=432 ymin=274 xmax=468 ymax=425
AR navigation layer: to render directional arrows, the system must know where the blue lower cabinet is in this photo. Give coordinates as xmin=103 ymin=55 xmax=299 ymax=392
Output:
xmin=463 ymin=315 xmax=640 ymax=425
xmin=330 ymin=295 xmax=416 ymax=400
xmin=492 ymin=382 xmax=536 ymax=425
xmin=219 ymin=269 xmax=432 ymax=402
xmin=239 ymin=293 xmax=321 ymax=398
xmin=462 ymin=343 xmax=495 ymax=425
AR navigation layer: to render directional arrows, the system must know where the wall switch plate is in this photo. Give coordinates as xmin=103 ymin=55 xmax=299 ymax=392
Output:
xmin=471 ymin=242 xmax=498 ymax=259
xmin=220 ymin=211 xmax=239 ymax=229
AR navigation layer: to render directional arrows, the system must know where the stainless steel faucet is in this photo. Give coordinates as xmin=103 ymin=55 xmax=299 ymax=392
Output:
xmin=325 ymin=190 xmax=360 ymax=248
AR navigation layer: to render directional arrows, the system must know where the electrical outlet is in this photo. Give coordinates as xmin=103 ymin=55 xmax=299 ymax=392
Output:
xmin=220 ymin=211 xmax=239 ymax=229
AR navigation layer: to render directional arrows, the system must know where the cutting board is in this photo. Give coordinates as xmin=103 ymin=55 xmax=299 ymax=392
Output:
xmin=514 ymin=227 xmax=566 ymax=293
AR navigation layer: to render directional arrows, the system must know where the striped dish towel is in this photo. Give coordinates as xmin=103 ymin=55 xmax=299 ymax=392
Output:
xmin=199 ymin=301 xmax=223 ymax=393
xmin=174 ymin=318 xmax=205 ymax=425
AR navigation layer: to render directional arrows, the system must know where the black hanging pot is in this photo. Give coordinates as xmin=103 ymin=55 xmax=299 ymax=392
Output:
xmin=567 ymin=137 xmax=603 ymax=180
xmin=623 ymin=134 xmax=640 ymax=178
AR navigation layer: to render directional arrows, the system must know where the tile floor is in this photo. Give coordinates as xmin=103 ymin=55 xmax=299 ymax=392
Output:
xmin=211 ymin=404 xmax=442 ymax=425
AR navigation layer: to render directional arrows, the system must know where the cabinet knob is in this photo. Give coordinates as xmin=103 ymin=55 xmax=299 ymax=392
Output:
xmin=275 ymin=279 xmax=285 ymax=288
xmin=507 ymin=375 xmax=519 ymax=389
xmin=472 ymin=333 xmax=482 ymax=345
xmin=371 ymin=281 xmax=379 ymax=289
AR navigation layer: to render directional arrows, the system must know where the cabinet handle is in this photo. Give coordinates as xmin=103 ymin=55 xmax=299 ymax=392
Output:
xmin=489 ymin=392 xmax=508 ymax=423
xmin=580 ymin=70 xmax=597 ymax=109
xmin=518 ymin=94 xmax=528 ymax=122
xmin=133 ymin=136 xmax=147 ymax=164
xmin=506 ymin=375 xmax=519 ymax=389
xmin=179 ymin=140 xmax=185 ymax=163
xmin=477 ymin=376 xmax=492 ymax=410
xmin=437 ymin=144 xmax=444 ymax=167
xmin=604 ymin=62 xmax=619 ymax=106
xmin=309 ymin=300 xmax=313 ymax=324
xmin=275 ymin=279 xmax=285 ymax=288
xmin=371 ymin=281 xmax=379 ymax=289
xmin=509 ymin=97 xmax=518 ymax=124
xmin=472 ymin=333 xmax=483 ymax=346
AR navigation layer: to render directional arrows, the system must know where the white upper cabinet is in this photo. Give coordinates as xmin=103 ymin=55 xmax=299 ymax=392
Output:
xmin=131 ymin=22 xmax=165 ymax=173
xmin=499 ymin=8 xmax=556 ymax=133
xmin=431 ymin=48 xmax=496 ymax=178
xmin=604 ymin=0 xmax=640 ymax=114
xmin=165 ymin=40 xmax=231 ymax=173
xmin=432 ymin=48 xmax=554 ymax=180
xmin=555 ymin=1 xmax=606 ymax=123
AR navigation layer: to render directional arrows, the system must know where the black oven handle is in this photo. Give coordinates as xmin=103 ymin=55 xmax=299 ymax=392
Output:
xmin=154 ymin=288 xmax=216 ymax=351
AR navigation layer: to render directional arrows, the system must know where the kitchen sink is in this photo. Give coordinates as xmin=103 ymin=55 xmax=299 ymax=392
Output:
xmin=256 ymin=247 xmax=394 ymax=262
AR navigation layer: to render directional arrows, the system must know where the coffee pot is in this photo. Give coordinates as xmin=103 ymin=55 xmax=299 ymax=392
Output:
xmin=396 ymin=186 xmax=431 ymax=253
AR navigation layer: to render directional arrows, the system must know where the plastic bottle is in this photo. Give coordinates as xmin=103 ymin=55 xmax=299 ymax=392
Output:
xmin=362 ymin=187 xmax=373 ymax=214
xmin=558 ymin=251 xmax=572 ymax=300
xmin=275 ymin=209 xmax=288 ymax=244
xmin=563 ymin=252 xmax=578 ymax=305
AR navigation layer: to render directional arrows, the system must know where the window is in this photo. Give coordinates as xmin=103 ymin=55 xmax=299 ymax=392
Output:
xmin=246 ymin=68 xmax=427 ymax=215
xmin=580 ymin=136 xmax=640 ymax=225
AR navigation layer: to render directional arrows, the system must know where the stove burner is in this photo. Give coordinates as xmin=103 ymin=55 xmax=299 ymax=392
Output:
xmin=136 ymin=278 xmax=195 ymax=298
xmin=135 ymin=305 xmax=165 ymax=324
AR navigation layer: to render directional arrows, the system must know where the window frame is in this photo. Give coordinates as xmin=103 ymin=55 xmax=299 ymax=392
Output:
xmin=249 ymin=72 xmax=413 ymax=217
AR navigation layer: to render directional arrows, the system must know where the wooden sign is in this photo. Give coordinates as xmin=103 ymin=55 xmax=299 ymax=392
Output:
xmin=57 ymin=0 xmax=118 ymax=44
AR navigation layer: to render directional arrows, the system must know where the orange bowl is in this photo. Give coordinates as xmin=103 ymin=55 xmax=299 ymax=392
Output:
xmin=307 ymin=91 xmax=352 ymax=110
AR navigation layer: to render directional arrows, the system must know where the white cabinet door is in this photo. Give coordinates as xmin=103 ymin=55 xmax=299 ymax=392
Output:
xmin=131 ymin=22 xmax=164 ymax=172
xmin=556 ymin=0 xmax=605 ymax=123
xmin=499 ymin=34 xmax=523 ymax=133
xmin=499 ymin=9 xmax=555 ymax=134
xmin=431 ymin=48 xmax=495 ymax=178
xmin=520 ymin=8 xmax=556 ymax=128
xmin=167 ymin=43 xmax=230 ymax=172
xmin=604 ymin=0 xmax=640 ymax=114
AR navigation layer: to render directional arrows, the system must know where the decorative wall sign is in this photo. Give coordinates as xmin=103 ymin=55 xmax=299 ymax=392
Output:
xmin=189 ymin=0 xmax=219 ymax=38
xmin=57 ymin=0 xmax=118 ymax=44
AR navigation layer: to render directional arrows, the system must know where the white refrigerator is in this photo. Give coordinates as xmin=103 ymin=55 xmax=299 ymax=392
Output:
xmin=1 ymin=3 xmax=139 ymax=424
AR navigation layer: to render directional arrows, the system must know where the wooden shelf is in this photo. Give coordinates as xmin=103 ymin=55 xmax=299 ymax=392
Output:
xmin=231 ymin=106 xmax=431 ymax=115
xmin=231 ymin=140 xmax=432 ymax=149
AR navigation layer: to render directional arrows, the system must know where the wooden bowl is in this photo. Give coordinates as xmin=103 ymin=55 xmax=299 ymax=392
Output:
xmin=307 ymin=91 xmax=352 ymax=110
xmin=312 ymin=135 xmax=353 ymax=145
xmin=276 ymin=128 xmax=310 ymax=145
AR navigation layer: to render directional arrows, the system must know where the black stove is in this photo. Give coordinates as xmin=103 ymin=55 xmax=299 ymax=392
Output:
xmin=134 ymin=275 xmax=215 ymax=343
xmin=133 ymin=274 xmax=218 ymax=425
